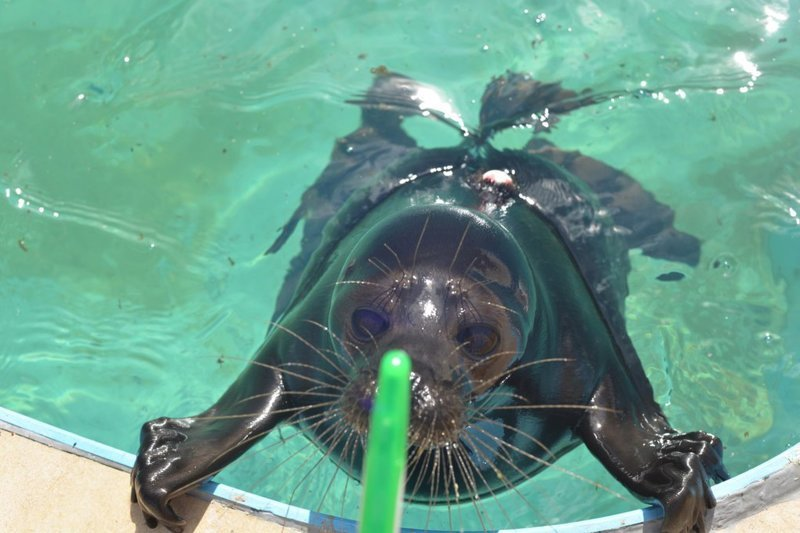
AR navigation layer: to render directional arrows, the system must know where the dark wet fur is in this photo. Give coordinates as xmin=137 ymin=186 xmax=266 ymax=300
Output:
xmin=132 ymin=71 xmax=728 ymax=533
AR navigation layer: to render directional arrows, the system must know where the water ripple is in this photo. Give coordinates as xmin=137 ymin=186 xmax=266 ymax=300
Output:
xmin=747 ymin=175 xmax=800 ymax=235
xmin=1 ymin=169 xmax=178 ymax=252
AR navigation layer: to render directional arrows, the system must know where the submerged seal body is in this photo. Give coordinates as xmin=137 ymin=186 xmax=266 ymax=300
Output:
xmin=132 ymin=72 xmax=728 ymax=531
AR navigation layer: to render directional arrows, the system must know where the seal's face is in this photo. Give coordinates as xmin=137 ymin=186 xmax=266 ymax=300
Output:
xmin=325 ymin=205 xmax=534 ymax=483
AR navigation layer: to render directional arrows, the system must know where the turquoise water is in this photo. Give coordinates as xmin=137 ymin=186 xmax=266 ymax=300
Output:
xmin=1 ymin=0 xmax=798 ymax=529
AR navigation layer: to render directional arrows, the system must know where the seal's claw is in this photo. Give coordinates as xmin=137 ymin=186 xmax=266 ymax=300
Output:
xmin=131 ymin=417 xmax=192 ymax=532
xmin=663 ymin=431 xmax=729 ymax=483
xmin=643 ymin=450 xmax=714 ymax=532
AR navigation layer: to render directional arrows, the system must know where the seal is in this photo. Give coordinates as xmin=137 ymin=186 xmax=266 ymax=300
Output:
xmin=132 ymin=71 xmax=729 ymax=532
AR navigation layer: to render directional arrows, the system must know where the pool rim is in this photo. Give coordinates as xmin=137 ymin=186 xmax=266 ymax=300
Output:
xmin=1 ymin=405 xmax=797 ymax=532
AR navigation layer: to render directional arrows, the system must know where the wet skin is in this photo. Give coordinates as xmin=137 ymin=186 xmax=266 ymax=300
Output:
xmin=132 ymin=72 xmax=728 ymax=532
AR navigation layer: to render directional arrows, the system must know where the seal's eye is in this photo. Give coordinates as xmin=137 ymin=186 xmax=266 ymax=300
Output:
xmin=456 ymin=324 xmax=500 ymax=358
xmin=351 ymin=307 xmax=390 ymax=342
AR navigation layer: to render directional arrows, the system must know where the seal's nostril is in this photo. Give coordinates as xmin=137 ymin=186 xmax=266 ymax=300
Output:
xmin=358 ymin=395 xmax=374 ymax=413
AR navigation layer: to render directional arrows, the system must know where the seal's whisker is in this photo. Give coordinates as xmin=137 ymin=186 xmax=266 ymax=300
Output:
xmin=368 ymin=257 xmax=392 ymax=277
xmin=448 ymin=443 xmax=488 ymax=530
xmin=460 ymin=293 xmax=484 ymax=324
xmin=473 ymin=435 xmax=563 ymax=525
xmin=448 ymin=223 xmax=471 ymax=274
xmin=491 ymin=403 xmax=620 ymax=414
xmin=404 ymin=454 xmax=426 ymax=502
xmin=302 ymin=319 xmax=362 ymax=368
xmin=469 ymin=415 xmax=558 ymax=461
xmin=424 ymin=447 xmax=443 ymax=532
xmin=461 ymin=255 xmax=480 ymax=280
xmin=278 ymin=415 xmax=350 ymax=503
xmin=471 ymin=390 xmax=529 ymax=412
xmin=312 ymin=428 xmax=354 ymax=513
xmin=374 ymin=255 xmax=395 ymax=276
xmin=451 ymin=442 xmax=498 ymax=531
xmin=412 ymin=215 xmax=430 ymax=272
xmin=360 ymin=326 xmax=381 ymax=354
xmin=244 ymin=426 xmax=323 ymax=493
xmin=303 ymin=383 xmax=345 ymax=396
xmin=383 ymin=242 xmax=405 ymax=270
xmin=320 ymin=345 xmax=356 ymax=372
xmin=474 ymin=356 xmax=574 ymax=384
xmin=448 ymin=339 xmax=472 ymax=359
xmin=444 ymin=340 xmax=474 ymax=388
xmin=460 ymin=432 xmax=549 ymax=527
xmin=327 ymin=329 xmax=369 ymax=366
xmin=190 ymin=400 xmax=337 ymax=422
xmin=282 ymin=442 xmax=342 ymax=518
xmin=221 ymin=412 xmax=340 ymax=494
xmin=479 ymin=299 xmax=522 ymax=318
xmin=464 ymin=274 xmax=494 ymax=294
xmin=337 ymin=429 xmax=360 ymax=519
xmin=279 ymin=402 xmax=339 ymax=420
xmin=286 ymin=407 xmax=344 ymax=432
xmin=221 ymin=359 xmax=341 ymax=393
xmin=232 ymin=411 xmax=338 ymax=470
xmin=463 ymin=348 xmax=524 ymax=374
xmin=237 ymin=385 xmax=343 ymax=406
xmin=216 ymin=360 xmax=341 ymax=392
xmin=276 ymin=390 xmax=342 ymax=400
xmin=443 ymin=445 xmax=463 ymax=530
xmin=266 ymin=413 xmax=339 ymax=453
xmin=469 ymin=425 xmax=634 ymax=502
xmin=297 ymin=336 xmax=351 ymax=372
xmin=330 ymin=279 xmax=384 ymax=289
xmin=406 ymin=439 xmax=438 ymax=504
xmin=269 ymin=322 xmax=349 ymax=381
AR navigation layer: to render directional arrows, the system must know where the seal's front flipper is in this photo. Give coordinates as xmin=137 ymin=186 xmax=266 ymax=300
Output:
xmin=577 ymin=376 xmax=727 ymax=532
xmin=131 ymin=363 xmax=285 ymax=532
xmin=526 ymin=138 xmax=701 ymax=266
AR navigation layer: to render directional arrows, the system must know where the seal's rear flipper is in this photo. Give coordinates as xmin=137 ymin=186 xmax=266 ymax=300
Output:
xmin=478 ymin=71 xmax=598 ymax=139
xmin=526 ymin=138 xmax=701 ymax=266
xmin=478 ymin=72 xmax=700 ymax=266
xmin=268 ymin=70 xmax=462 ymax=317
xmin=348 ymin=68 xmax=473 ymax=138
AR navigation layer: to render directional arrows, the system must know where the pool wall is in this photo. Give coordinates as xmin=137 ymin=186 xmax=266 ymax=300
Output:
xmin=1 ymin=406 xmax=798 ymax=532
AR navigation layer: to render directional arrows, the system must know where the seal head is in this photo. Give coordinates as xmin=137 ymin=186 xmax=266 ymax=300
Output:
xmin=321 ymin=205 xmax=534 ymax=492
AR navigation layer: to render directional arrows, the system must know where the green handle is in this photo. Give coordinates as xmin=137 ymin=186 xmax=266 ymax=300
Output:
xmin=359 ymin=349 xmax=412 ymax=533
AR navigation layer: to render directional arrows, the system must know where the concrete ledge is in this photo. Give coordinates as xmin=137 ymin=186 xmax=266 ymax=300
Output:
xmin=1 ymin=405 xmax=798 ymax=532
xmin=0 ymin=427 xmax=302 ymax=532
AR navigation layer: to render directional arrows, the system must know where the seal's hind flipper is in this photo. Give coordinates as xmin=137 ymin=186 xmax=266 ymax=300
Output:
xmin=266 ymin=71 xmax=418 ymax=256
xmin=348 ymin=68 xmax=472 ymax=138
xmin=268 ymin=70 xmax=463 ymax=318
xmin=478 ymin=71 xmax=598 ymax=139
xmin=526 ymin=138 xmax=701 ymax=266
xmin=478 ymin=72 xmax=700 ymax=265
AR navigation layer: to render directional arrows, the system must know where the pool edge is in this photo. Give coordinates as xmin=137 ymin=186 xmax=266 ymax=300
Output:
xmin=1 ymin=406 xmax=798 ymax=532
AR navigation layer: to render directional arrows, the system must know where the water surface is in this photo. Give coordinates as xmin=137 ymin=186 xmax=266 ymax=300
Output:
xmin=1 ymin=0 xmax=798 ymax=529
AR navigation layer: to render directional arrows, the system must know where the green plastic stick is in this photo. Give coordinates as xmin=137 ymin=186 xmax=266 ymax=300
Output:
xmin=359 ymin=349 xmax=411 ymax=533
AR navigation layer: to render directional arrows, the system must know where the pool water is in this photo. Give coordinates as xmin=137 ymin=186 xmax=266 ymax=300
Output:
xmin=1 ymin=0 xmax=798 ymax=529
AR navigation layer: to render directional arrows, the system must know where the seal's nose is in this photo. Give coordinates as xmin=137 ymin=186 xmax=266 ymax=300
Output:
xmin=406 ymin=366 xmax=466 ymax=446
xmin=405 ymin=352 xmax=472 ymax=398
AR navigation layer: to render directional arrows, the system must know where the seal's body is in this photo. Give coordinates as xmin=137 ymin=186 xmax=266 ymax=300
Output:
xmin=132 ymin=72 xmax=728 ymax=532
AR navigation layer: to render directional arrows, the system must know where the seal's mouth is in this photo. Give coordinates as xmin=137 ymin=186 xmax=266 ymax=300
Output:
xmin=407 ymin=374 xmax=466 ymax=448
xmin=339 ymin=369 xmax=467 ymax=449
